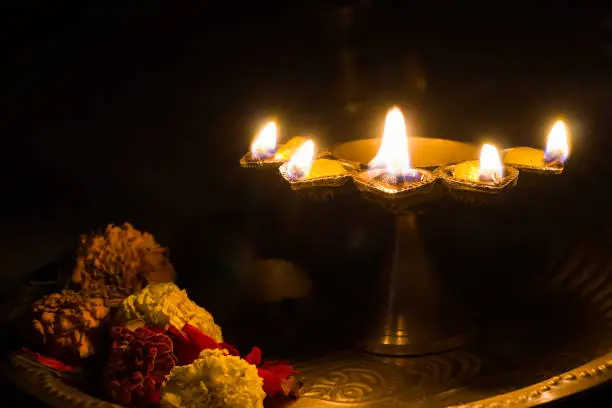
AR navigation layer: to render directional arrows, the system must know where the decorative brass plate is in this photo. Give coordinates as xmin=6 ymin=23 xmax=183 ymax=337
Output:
xmin=5 ymin=237 xmax=612 ymax=408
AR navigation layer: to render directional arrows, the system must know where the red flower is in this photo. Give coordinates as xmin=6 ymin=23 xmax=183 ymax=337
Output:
xmin=105 ymin=326 xmax=177 ymax=407
xmin=167 ymin=323 xmax=238 ymax=366
xmin=245 ymin=348 xmax=301 ymax=397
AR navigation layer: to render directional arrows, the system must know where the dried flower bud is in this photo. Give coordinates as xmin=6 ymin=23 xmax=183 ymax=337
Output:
xmin=72 ymin=223 xmax=175 ymax=297
xmin=30 ymin=290 xmax=114 ymax=362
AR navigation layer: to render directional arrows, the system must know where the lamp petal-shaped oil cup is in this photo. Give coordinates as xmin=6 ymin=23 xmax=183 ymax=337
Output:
xmin=504 ymin=120 xmax=570 ymax=175
xmin=502 ymin=120 xmax=570 ymax=194
xmin=436 ymin=144 xmax=520 ymax=205
xmin=278 ymin=140 xmax=357 ymax=203
xmin=240 ymin=121 xmax=311 ymax=169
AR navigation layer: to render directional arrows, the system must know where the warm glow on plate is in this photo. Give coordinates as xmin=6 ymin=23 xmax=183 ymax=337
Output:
xmin=479 ymin=144 xmax=504 ymax=180
xmin=287 ymin=140 xmax=315 ymax=180
xmin=251 ymin=121 xmax=278 ymax=159
xmin=369 ymin=107 xmax=411 ymax=176
xmin=545 ymin=120 xmax=569 ymax=163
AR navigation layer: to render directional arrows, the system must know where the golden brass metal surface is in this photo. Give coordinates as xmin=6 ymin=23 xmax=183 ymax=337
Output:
xmin=353 ymin=169 xmax=438 ymax=212
xmin=278 ymin=162 xmax=353 ymax=191
xmin=361 ymin=211 xmax=475 ymax=356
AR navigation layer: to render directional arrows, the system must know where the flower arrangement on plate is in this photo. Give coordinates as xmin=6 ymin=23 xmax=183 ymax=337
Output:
xmin=17 ymin=223 xmax=302 ymax=407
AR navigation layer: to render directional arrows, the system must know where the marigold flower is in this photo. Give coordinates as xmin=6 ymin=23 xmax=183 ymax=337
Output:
xmin=116 ymin=282 xmax=223 ymax=342
xmin=161 ymin=349 xmax=265 ymax=408
xmin=30 ymin=290 xmax=112 ymax=362
xmin=72 ymin=223 xmax=175 ymax=297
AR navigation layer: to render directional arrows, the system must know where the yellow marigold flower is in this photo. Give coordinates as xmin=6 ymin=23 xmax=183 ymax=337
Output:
xmin=116 ymin=282 xmax=222 ymax=342
xmin=161 ymin=349 xmax=265 ymax=408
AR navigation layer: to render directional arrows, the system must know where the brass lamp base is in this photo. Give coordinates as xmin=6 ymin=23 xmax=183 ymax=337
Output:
xmin=327 ymin=137 xmax=481 ymax=356
xmin=362 ymin=211 xmax=475 ymax=355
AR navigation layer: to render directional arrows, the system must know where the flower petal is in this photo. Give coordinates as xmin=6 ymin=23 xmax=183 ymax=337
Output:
xmin=260 ymin=361 xmax=301 ymax=379
xmin=245 ymin=347 xmax=262 ymax=365
xmin=182 ymin=323 xmax=220 ymax=350
xmin=258 ymin=368 xmax=283 ymax=396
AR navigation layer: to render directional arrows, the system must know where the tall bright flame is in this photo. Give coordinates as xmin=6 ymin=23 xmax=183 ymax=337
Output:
xmin=287 ymin=140 xmax=315 ymax=180
xmin=369 ymin=107 xmax=411 ymax=176
xmin=545 ymin=120 xmax=569 ymax=163
xmin=251 ymin=121 xmax=278 ymax=159
xmin=479 ymin=144 xmax=504 ymax=180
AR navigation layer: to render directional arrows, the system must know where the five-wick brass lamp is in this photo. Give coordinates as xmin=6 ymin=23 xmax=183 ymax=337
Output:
xmin=240 ymin=109 xmax=570 ymax=356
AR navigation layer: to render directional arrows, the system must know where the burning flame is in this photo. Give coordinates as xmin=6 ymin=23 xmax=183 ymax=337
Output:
xmin=251 ymin=121 xmax=278 ymax=160
xmin=369 ymin=107 xmax=411 ymax=176
xmin=287 ymin=140 xmax=315 ymax=180
xmin=545 ymin=120 xmax=569 ymax=163
xmin=479 ymin=144 xmax=504 ymax=181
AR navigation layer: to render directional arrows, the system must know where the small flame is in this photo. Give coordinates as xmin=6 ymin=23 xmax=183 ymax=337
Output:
xmin=545 ymin=120 xmax=569 ymax=163
xmin=479 ymin=144 xmax=504 ymax=181
xmin=287 ymin=140 xmax=315 ymax=180
xmin=251 ymin=121 xmax=278 ymax=160
xmin=369 ymin=107 xmax=411 ymax=176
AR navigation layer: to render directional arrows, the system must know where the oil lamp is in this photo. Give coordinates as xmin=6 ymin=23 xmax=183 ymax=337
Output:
xmin=504 ymin=119 xmax=570 ymax=174
xmin=240 ymin=107 xmax=568 ymax=356
xmin=544 ymin=120 xmax=570 ymax=165
xmin=284 ymin=140 xmax=315 ymax=181
xmin=451 ymin=143 xmax=505 ymax=183
xmin=437 ymin=142 xmax=519 ymax=205
xmin=279 ymin=140 xmax=353 ymax=194
xmin=354 ymin=107 xmax=436 ymax=199
xmin=350 ymin=108 xmax=473 ymax=355
xmin=251 ymin=121 xmax=277 ymax=160
xmin=478 ymin=144 xmax=504 ymax=182
xmin=368 ymin=107 xmax=416 ymax=181
xmin=240 ymin=121 xmax=310 ymax=168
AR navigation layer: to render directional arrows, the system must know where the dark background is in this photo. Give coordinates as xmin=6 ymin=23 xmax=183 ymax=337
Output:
xmin=2 ymin=2 xmax=612 ymax=406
